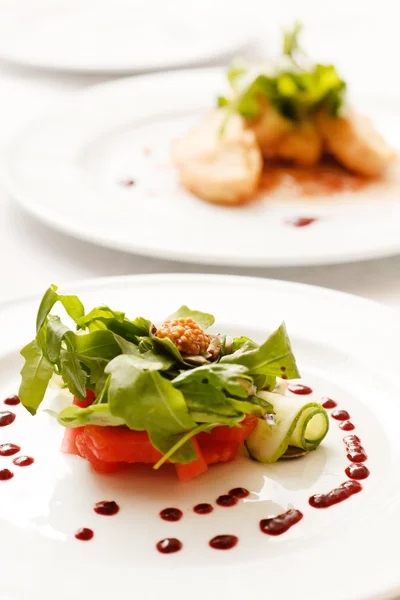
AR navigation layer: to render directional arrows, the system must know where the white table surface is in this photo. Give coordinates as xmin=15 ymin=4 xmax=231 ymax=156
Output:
xmin=1 ymin=1 xmax=400 ymax=309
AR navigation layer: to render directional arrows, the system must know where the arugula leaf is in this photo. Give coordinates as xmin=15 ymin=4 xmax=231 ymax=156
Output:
xmin=149 ymin=430 xmax=199 ymax=465
xmin=182 ymin=383 xmax=245 ymax=425
xmin=54 ymin=403 xmax=125 ymax=428
xmin=221 ymin=323 xmax=300 ymax=379
xmin=19 ymin=333 xmax=54 ymax=415
xmin=67 ymin=330 xmax=121 ymax=361
xmin=46 ymin=315 xmax=70 ymax=363
xmin=36 ymin=284 xmax=84 ymax=334
xmin=111 ymin=335 xmax=173 ymax=370
xmin=173 ymin=363 xmax=250 ymax=398
xmin=229 ymin=394 xmax=274 ymax=418
xmin=59 ymin=349 xmax=87 ymax=399
xmin=106 ymin=355 xmax=196 ymax=433
xmin=167 ymin=306 xmax=215 ymax=329
xmin=152 ymin=423 xmax=213 ymax=468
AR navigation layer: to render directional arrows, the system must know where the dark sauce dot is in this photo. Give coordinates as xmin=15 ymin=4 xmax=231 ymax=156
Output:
xmin=286 ymin=217 xmax=317 ymax=228
xmin=280 ymin=366 xmax=286 ymax=372
xmin=209 ymin=535 xmax=238 ymax=550
xmin=119 ymin=178 xmax=135 ymax=187
xmin=288 ymin=384 xmax=313 ymax=395
xmin=216 ymin=494 xmax=238 ymax=507
xmin=13 ymin=456 xmax=34 ymax=467
xmin=343 ymin=435 xmax=361 ymax=446
xmin=229 ymin=487 xmax=250 ymax=499
xmin=345 ymin=463 xmax=370 ymax=480
xmin=75 ymin=528 xmax=94 ymax=541
xmin=0 ymin=468 xmax=13 ymax=480
xmin=339 ymin=420 xmax=355 ymax=431
xmin=347 ymin=448 xmax=367 ymax=463
xmin=0 ymin=443 xmax=20 ymax=456
xmin=281 ymin=374 xmax=288 ymax=380
xmin=0 ymin=412 xmax=16 ymax=427
xmin=160 ymin=508 xmax=182 ymax=522
xmin=156 ymin=538 xmax=182 ymax=554
xmin=193 ymin=503 xmax=213 ymax=515
xmin=309 ymin=480 xmax=362 ymax=508
xmin=331 ymin=409 xmax=350 ymax=421
xmin=4 ymin=396 xmax=20 ymax=406
xmin=94 ymin=501 xmax=119 ymax=516
xmin=260 ymin=509 xmax=303 ymax=536
xmin=321 ymin=398 xmax=337 ymax=409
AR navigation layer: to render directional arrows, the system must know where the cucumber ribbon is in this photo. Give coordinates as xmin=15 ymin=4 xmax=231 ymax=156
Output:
xmin=245 ymin=390 xmax=329 ymax=463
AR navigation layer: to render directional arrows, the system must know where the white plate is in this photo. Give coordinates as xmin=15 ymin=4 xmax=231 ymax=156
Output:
xmin=0 ymin=0 xmax=254 ymax=73
xmin=1 ymin=273 xmax=400 ymax=600
xmin=3 ymin=68 xmax=400 ymax=267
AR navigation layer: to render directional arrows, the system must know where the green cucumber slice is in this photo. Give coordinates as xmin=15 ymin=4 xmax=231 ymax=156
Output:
xmin=245 ymin=390 xmax=329 ymax=463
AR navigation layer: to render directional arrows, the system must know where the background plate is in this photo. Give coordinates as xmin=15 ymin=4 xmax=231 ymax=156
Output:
xmin=3 ymin=69 xmax=400 ymax=267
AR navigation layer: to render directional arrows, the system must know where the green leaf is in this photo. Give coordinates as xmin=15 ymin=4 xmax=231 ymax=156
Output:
xmin=111 ymin=335 xmax=173 ymax=370
xmin=167 ymin=305 xmax=215 ymax=329
xmin=54 ymin=403 xmax=125 ymax=428
xmin=59 ymin=349 xmax=87 ymax=400
xmin=230 ymin=394 xmax=274 ymax=418
xmin=227 ymin=64 xmax=248 ymax=90
xmin=46 ymin=315 xmax=70 ymax=363
xmin=173 ymin=363 xmax=250 ymax=398
xmin=182 ymin=382 xmax=245 ymax=425
xmin=67 ymin=330 xmax=122 ymax=361
xmin=283 ymin=20 xmax=303 ymax=60
xmin=106 ymin=355 xmax=196 ymax=433
xmin=217 ymin=96 xmax=229 ymax=108
xmin=221 ymin=323 xmax=300 ymax=379
xmin=149 ymin=430 xmax=199 ymax=465
xmin=36 ymin=284 xmax=84 ymax=334
xmin=19 ymin=336 xmax=54 ymax=415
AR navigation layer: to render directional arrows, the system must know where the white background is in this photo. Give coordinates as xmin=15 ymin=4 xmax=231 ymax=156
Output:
xmin=1 ymin=0 xmax=400 ymax=307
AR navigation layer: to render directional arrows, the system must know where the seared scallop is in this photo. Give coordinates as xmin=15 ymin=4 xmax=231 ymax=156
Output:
xmin=248 ymin=101 xmax=292 ymax=158
xmin=317 ymin=107 xmax=395 ymax=177
xmin=172 ymin=110 xmax=262 ymax=205
xmin=276 ymin=120 xmax=323 ymax=166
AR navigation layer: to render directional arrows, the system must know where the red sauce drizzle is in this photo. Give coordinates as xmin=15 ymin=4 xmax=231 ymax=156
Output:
xmin=0 ymin=443 xmax=20 ymax=456
xmin=94 ymin=501 xmax=119 ymax=516
xmin=75 ymin=528 xmax=94 ymax=541
xmin=347 ymin=448 xmax=367 ymax=463
xmin=286 ymin=217 xmax=317 ymax=228
xmin=321 ymin=398 xmax=337 ymax=409
xmin=4 ymin=396 xmax=20 ymax=406
xmin=119 ymin=178 xmax=135 ymax=187
xmin=13 ymin=456 xmax=34 ymax=467
xmin=216 ymin=494 xmax=238 ymax=507
xmin=280 ymin=366 xmax=286 ymax=372
xmin=288 ymin=384 xmax=313 ymax=395
xmin=229 ymin=487 xmax=250 ymax=499
xmin=0 ymin=412 xmax=15 ymax=427
xmin=160 ymin=508 xmax=182 ymax=522
xmin=345 ymin=463 xmax=370 ymax=480
xmin=339 ymin=420 xmax=355 ymax=431
xmin=209 ymin=535 xmax=238 ymax=550
xmin=309 ymin=480 xmax=362 ymax=508
xmin=156 ymin=538 xmax=182 ymax=554
xmin=343 ymin=435 xmax=360 ymax=445
xmin=260 ymin=509 xmax=303 ymax=535
xmin=331 ymin=409 xmax=350 ymax=421
xmin=193 ymin=503 xmax=213 ymax=515
xmin=0 ymin=468 xmax=13 ymax=480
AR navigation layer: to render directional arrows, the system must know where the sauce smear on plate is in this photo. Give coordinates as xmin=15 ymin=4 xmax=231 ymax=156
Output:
xmin=209 ymin=535 xmax=238 ymax=550
xmin=309 ymin=480 xmax=362 ymax=508
xmin=260 ymin=509 xmax=303 ymax=535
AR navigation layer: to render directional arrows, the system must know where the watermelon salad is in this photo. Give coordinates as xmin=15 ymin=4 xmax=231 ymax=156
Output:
xmin=18 ymin=285 xmax=329 ymax=481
